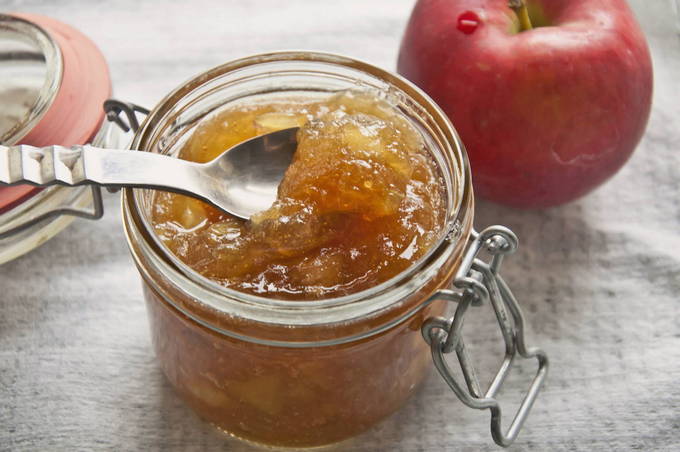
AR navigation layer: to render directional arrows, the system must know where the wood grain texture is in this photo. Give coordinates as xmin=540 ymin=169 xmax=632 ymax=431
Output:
xmin=1 ymin=1 xmax=679 ymax=451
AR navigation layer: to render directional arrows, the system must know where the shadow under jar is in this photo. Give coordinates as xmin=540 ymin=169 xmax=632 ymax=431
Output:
xmin=121 ymin=52 xmax=546 ymax=448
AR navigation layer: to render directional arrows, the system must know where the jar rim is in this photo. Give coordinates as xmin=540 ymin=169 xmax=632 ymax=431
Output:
xmin=123 ymin=51 xmax=474 ymax=330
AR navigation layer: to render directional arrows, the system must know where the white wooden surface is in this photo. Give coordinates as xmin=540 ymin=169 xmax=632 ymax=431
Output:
xmin=1 ymin=1 xmax=679 ymax=451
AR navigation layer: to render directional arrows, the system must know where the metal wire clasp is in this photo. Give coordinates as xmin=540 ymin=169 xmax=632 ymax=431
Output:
xmin=103 ymin=99 xmax=149 ymax=134
xmin=422 ymin=225 xmax=549 ymax=447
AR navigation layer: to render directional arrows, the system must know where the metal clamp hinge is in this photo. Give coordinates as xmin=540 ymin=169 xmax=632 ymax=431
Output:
xmin=103 ymin=100 xmax=150 ymax=134
xmin=422 ymin=225 xmax=549 ymax=447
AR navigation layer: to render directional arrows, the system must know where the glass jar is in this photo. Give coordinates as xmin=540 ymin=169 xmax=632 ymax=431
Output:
xmin=0 ymin=13 xmax=112 ymax=264
xmin=121 ymin=52 xmax=548 ymax=448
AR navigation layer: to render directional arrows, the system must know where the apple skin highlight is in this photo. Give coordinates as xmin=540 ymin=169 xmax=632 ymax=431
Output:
xmin=397 ymin=0 xmax=653 ymax=208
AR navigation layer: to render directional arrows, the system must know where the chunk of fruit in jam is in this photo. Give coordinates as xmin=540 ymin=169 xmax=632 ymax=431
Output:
xmin=254 ymin=112 xmax=307 ymax=134
xmin=152 ymin=90 xmax=446 ymax=300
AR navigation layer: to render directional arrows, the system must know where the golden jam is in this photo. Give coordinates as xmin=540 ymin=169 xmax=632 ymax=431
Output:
xmin=151 ymin=91 xmax=446 ymax=299
xmin=136 ymin=86 xmax=465 ymax=448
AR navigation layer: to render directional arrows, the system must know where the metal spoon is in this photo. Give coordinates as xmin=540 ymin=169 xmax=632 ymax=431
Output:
xmin=0 ymin=127 xmax=299 ymax=220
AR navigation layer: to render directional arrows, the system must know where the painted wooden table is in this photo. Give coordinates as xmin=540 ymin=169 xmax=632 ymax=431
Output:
xmin=1 ymin=1 xmax=678 ymax=450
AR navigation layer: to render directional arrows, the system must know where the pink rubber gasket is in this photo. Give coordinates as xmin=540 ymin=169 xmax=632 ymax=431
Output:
xmin=0 ymin=13 xmax=111 ymax=213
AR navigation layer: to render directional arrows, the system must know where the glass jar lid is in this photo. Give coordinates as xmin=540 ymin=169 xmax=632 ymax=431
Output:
xmin=0 ymin=13 xmax=112 ymax=264
xmin=0 ymin=14 xmax=61 ymax=212
xmin=0 ymin=13 xmax=111 ymax=213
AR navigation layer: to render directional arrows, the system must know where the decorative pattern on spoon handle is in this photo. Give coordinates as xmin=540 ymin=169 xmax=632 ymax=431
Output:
xmin=0 ymin=144 xmax=88 ymax=186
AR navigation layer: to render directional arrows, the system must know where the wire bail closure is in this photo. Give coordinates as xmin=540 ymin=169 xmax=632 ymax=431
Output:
xmin=103 ymin=99 xmax=149 ymax=135
xmin=422 ymin=225 xmax=549 ymax=447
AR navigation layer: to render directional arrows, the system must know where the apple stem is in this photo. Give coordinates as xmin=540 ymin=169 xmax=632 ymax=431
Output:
xmin=509 ymin=0 xmax=533 ymax=31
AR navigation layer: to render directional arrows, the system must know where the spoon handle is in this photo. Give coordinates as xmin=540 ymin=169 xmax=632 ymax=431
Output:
xmin=0 ymin=144 xmax=204 ymax=195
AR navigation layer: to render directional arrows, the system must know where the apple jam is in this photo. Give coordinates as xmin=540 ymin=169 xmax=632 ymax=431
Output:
xmin=127 ymin=63 xmax=473 ymax=449
xmin=151 ymin=91 xmax=446 ymax=300
xmin=144 ymin=284 xmax=442 ymax=447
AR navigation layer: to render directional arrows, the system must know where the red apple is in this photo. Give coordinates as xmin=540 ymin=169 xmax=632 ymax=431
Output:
xmin=397 ymin=0 xmax=653 ymax=208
